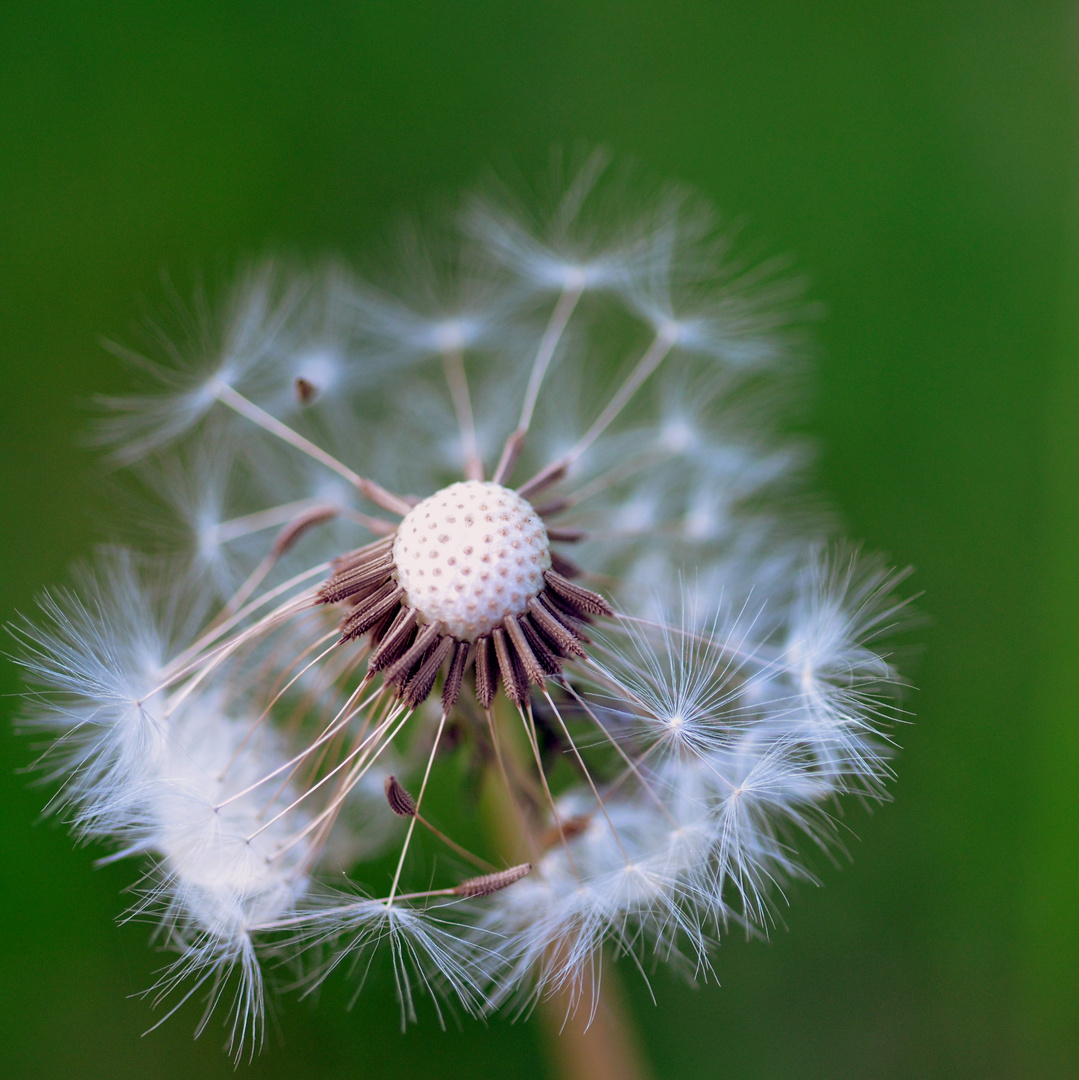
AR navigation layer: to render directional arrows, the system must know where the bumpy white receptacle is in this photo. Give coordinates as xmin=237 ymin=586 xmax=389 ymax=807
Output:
xmin=392 ymin=481 xmax=551 ymax=641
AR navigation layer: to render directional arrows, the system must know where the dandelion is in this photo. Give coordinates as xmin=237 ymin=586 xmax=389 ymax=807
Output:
xmin=12 ymin=153 xmax=911 ymax=1071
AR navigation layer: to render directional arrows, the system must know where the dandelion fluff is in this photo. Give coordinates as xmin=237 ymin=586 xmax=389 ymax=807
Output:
xmin=12 ymin=156 xmax=912 ymax=1056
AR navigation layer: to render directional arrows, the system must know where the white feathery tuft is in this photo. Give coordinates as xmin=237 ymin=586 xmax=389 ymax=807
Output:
xmin=12 ymin=154 xmax=913 ymax=1054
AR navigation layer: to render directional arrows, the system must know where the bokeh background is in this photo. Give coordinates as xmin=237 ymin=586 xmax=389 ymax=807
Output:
xmin=2 ymin=3 xmax=1077 ymax=1078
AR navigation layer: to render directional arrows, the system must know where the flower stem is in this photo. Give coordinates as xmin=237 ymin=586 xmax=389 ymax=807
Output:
xmin=480 ymin=700 xmax=653 ymax=1080
xmin=538 ymin=970 xmax=651 ymax=1080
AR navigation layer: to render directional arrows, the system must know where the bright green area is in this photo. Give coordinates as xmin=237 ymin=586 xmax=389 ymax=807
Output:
xmin=1 ymin=3 xmax=1076 ymax=1077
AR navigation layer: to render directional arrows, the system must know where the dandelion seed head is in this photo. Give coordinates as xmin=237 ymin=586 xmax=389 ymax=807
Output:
xmin=12 ymin=154 xmax=913 ymax=1054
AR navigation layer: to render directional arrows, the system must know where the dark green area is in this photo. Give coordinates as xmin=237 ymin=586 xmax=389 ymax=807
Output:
xmin=1 ymin=3 xmax=1076 ymax=1077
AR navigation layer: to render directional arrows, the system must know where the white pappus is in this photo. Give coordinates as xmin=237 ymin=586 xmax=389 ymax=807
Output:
xmin=11 ymin=151 xmax=912 ymax=1059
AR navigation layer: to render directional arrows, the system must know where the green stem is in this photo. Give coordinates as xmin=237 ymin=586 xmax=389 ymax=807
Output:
xmin=479 ymin=699 xmax=653 ymax=1080
xmin=538 ymin=968 xmax=651 ymax=1080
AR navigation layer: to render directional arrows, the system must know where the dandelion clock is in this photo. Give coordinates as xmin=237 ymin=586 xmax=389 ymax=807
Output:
xmin=11 ymin=152 xmax=911 ymax=1076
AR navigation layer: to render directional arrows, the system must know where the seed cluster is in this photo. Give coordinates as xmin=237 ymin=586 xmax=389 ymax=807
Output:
xmin=392 ymin=481 xmax=552 ymax=641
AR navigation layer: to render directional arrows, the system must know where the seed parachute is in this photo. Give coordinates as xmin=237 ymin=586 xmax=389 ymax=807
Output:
xmin=12 ymin=152 xmax=911 ymax=1059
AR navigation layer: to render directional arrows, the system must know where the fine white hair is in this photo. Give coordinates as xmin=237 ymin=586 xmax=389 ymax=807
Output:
xmin=14 ymin=153 xmax=911 ymax=1057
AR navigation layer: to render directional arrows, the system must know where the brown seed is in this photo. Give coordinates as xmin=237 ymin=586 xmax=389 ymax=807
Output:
xmin=338 ymin=582 xmax=403 ymax=640
xmin=368 ymin=606 xmax=419 ymax=670
xmin=318 ymin=554 xmax=395 ymax=604
xmin=451 ymin=863 xmax=532 ymax=898
xmin=474 ymin=635 xmax=499 ymax=708
xmin=492 ymin=625 xmax=527 ymax=706
xmin=442 ymin=640 xmax=470 ymax=712
xmin=527 ymin=595 xmax=587 ymax=657
xmin=331 ymin=536 xmax=395 ymax=573
xmin=519 ymin=615 xmax=563 ymax=676
xmin=384 ymin=775 xmax=416 ymax=817
xmin=543 ymin=570 xmax=613 ymax=617
xmin=383 ymin=621 xmax=442 ymax=685
xmin=505 ymin=616 xmax=548 ymax=687
xmin=544 ymin=527 xmax=585 ymax=543
xmin=272 ymin=505 xmax=338 ymax=557
xmin=517 ymin=459 xmax=568 ymax=499
xmin=401 ymin=635 xmax=455 ymax=707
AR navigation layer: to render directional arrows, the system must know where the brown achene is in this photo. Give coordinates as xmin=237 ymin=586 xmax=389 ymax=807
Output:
xmin=318 ymin=530 xmax=612 ymax=711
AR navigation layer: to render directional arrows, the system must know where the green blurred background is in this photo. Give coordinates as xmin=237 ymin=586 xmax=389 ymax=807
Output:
xmin=2 ymin=2 xmax=1077 ymax=1077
